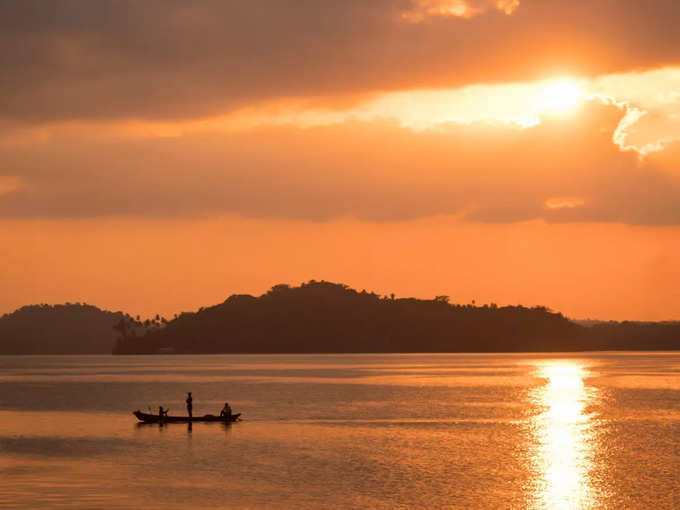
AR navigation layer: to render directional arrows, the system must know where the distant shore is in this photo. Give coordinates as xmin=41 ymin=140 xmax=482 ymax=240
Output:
xmin=112 ymin=281 xmax=680 ymax=355
xmin=2 ymin=282 xmax=679 ymax=355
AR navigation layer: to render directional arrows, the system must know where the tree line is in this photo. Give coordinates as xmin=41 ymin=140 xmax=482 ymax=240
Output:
xmin=113 ymin=281 xmax=680 ymax=354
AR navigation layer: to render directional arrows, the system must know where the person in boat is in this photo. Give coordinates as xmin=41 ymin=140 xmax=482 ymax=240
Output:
xmin=158 ymin=406 xmax=169 ymax=420
xmin=220 ymin=402 xmax=232 ymax=419
xmin=186 ymin=392 xmax=193 ymax=419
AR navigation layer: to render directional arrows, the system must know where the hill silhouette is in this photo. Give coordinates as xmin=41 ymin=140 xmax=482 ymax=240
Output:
xmin=3 ymin=284 xmax=678 ymax=355
xmin=0 ymin=303 xmax=127 ymax=354
xmin=583 ymin=321 xmax=680 ymax=351
xmin=114 ymin=281 xmax=593 ymax=354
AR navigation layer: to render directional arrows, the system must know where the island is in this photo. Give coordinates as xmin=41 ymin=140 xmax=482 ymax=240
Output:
xmin=0 ymin=303 xmax=127 ymax=354
xmin=112 ymin=281 xmax=680 ymax=354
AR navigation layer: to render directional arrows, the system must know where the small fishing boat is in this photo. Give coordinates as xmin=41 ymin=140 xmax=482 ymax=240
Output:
xmin=133 ymin=410 xmax=241 ymax=424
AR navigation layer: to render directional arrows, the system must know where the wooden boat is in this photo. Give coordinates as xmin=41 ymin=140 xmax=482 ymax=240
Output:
xmin=133 ymin=410 xmax=241 ymax=424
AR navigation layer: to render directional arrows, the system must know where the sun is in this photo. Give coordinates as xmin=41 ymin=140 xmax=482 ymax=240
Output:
xmin=535 ymin=79 xmax=582 ymax=113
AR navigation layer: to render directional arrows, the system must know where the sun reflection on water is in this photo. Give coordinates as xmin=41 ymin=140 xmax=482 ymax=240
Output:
xmin=529 ymin=361 xmax=598 ymax=509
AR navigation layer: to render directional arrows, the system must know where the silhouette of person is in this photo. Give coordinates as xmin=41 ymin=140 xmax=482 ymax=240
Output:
xmin=220 ymin=402 xmax=232 ymax=419
xmin=186 ymin=392 xmax=193 ymax=419
xmin=158 ymin=406 xmax=168 ymax=423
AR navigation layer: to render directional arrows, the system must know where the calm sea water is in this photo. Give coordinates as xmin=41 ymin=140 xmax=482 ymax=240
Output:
xmin=1 ymin=353 xmax=679 ymax=509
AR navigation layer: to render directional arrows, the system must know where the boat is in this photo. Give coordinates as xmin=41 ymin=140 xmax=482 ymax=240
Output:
xmin=133 ymin=410 xmax=241 ymax=424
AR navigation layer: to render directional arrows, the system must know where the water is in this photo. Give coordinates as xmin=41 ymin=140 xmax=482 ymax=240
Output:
xmin=1 ymin=353 xmax=679 ymax=509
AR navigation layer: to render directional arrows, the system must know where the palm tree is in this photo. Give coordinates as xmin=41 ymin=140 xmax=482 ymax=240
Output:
xmin=113 ymin=317 xmax=128 ymax=339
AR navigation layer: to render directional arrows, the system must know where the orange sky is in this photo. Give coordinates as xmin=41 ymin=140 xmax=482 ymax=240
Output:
xmin=2 ymin=1 xmax=680 ymax=320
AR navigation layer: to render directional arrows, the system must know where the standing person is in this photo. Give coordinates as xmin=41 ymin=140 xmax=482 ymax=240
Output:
xmin=186 ymin=392 xmax=193 ymax=419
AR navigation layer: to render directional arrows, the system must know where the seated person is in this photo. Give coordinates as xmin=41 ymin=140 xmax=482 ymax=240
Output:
xmin=220 ymin=402 xmax=232 ymax=418
xmin=158 ymin=406 xmax=169 ymax=418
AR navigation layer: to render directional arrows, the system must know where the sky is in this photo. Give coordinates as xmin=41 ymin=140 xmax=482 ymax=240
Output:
xmin=2 ymin=0 xmax=680 ymax=320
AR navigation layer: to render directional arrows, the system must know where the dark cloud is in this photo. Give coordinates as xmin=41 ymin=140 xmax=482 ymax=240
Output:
xmin=1 ymin=0 xmax=680 ymax=121
xmin=2 ymin=100 xmax=680 ymax=225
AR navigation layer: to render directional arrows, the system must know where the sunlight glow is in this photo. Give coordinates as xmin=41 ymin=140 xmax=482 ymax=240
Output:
xmin=544 ymin=197 xmax=586 ymax=210
xmin=0 ymin=176 xmax=22 ymax=195
xmin=529 ymin=361 xmax=598 ymax=509
xmin=400 ymin=0 xmax=520 ymax=22
xmin=535 ymin=80 xmax=583 ymax=113
xmin=19 ymin=69 xmax=680 ymax=159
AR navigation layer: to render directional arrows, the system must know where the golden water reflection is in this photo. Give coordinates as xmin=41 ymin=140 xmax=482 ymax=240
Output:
xmin=530 ymin=361 xmax=598 ymax=509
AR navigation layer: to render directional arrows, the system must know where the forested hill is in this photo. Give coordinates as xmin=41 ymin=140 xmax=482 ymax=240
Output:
xmin=113 ymin=281 xmax=587 ymax=354
xmin=0 ymin=304 xmax=126 ymax=354
xmin=4 ymin=284 xmax=678 ymax=355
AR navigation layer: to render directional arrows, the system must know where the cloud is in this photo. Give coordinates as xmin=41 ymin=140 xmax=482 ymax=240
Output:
xmin=586 ymin=68 xmax=680 ymax=154
xmin=2 ymin=99 xmax=680 ymax=225
xmin=2 ymin=1 xmax=680 ymax=122
xmin=544 ymin=197 xmax=585 ymax=210
xmin=0 ymin=176 xmax=22 ymax=195
xmin=400 ymin=0 xmax=520 ymax=22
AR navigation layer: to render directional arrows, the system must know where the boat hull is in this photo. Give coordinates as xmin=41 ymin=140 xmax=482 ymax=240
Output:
xmin=133 ymin=410 xmax=241 ymax=423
